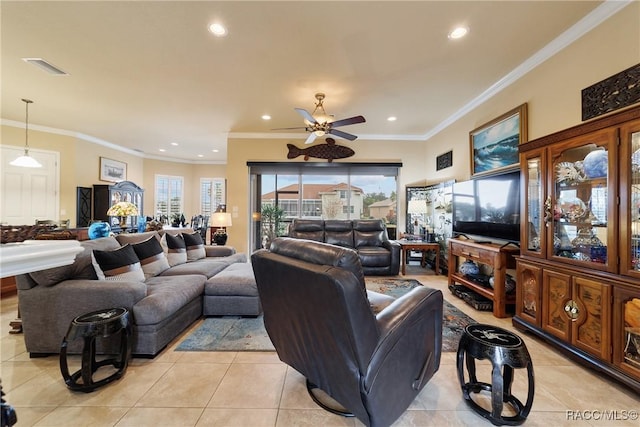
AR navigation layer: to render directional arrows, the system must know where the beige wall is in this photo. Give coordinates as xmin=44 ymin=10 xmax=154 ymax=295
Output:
xmin=1 ymin=3 xmax=637 ymax=251
xmin=1 ymin=126 xmax=225 ymax=228
xmin=225 ymin=137 xmax=425 ymax=252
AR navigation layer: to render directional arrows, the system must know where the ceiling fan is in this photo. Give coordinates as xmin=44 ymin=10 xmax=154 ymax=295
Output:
xmin=275 ymin=93 xmax=366 ymax=144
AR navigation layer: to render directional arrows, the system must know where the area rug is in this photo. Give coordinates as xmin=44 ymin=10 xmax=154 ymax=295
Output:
xmin=176 ymin=278 xmax=476 ymax=352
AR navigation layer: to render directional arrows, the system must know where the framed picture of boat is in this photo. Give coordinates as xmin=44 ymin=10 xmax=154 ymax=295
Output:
xmin=100 ymin=157 xmax=127 ymax=182
xmin=470 ymin=103 xmax=527 ymax=176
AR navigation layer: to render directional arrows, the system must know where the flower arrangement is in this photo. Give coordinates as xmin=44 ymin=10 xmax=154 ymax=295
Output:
xmin=107 ymin=201 xmax=139 ymax=217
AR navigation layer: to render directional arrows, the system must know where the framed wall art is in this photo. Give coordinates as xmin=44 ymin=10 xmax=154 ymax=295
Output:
xmin=470 ymin=103 xmax=527 ymax=177
xmin=99 ymin=157 xmax=127 ymax=182
xmin=436 ymin=150 xmax=453 ymax=171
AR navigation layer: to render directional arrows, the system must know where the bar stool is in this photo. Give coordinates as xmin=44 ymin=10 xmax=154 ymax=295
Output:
xmin=457 ymin=324 xmax=534 ymax=426
xmin=60 ymin=307 xmax=132 ymax=393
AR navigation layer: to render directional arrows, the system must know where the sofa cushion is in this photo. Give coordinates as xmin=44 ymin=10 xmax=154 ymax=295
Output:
xmin=356 ymin=246 xmax=391 ymax=267
xmin=354 ymin=230 xmax=385 ymax=248
xmin=289 ymin=219 xmax=325 ymax=242
xmin=116 ymin=231 xmax=161 ymax=245
xmin=72 ymin=237 xmax=123 ymax=280
xmin=205 ymin=263 xmax=258 ymax=297
xmin=29 ymin=263 xmax=74 ymax=287
xmin=182 ymin=232 xmax=206 ymax=261
xmin=132 ymin=236 xmax=170 ymax=279
xmin=135 ymin=274 xmax=205 ymax=325
xmin=160 ymin=259 xmax=230 ymax=279
xmin=161 ymin=233 xmax=187 ymax=266
xmin=91 ymin=244 xmax=145 ymax=282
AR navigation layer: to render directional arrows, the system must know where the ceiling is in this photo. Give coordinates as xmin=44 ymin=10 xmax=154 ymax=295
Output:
xmin=1 ymin=1 xmax=625 ymax=163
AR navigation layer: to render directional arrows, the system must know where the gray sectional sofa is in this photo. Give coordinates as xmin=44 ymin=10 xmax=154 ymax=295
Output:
xmin=15 ymin=230 xmax=255 ymax=358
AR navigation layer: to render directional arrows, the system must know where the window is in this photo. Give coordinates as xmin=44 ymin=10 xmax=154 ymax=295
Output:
xmin=248 ymin=162 xmax=401 ymax=250
xmin=200 ymin=178 xmax=226 ymax=215
xmin=155 ymin=175 xmax=184 ymax=218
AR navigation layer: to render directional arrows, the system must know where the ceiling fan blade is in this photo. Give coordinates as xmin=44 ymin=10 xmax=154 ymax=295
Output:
xmin=329 ymin=115 xmax=366 ymax=128
xmin=295 ymin=108 xmax=317 ymax=124
xmin=271 ymin=126 xmax=308 ymax=130
xmin=328 ymin=128 xmax=358 ymax=141
xmin=304 ymin=132 xmax=318 ymax=145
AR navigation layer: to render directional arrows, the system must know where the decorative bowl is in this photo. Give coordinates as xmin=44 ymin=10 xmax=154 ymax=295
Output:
xmin=583 ymin=149 xmax=608 ymax=179
xmin=459 ymin=260 xmax=480 ymax=276
xmin=489 ymin=274 xmax=516 ymax=293
xmin=88 ymin=222 xmax=111 ymax=239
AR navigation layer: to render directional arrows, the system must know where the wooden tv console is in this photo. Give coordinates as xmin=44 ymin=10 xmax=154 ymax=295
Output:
xmin=448 ymin=238 xmax=519 ymax=318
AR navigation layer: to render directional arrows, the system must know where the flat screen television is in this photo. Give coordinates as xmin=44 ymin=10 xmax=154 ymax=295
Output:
xmin=452 ymin=170 xmax=521 ymax=243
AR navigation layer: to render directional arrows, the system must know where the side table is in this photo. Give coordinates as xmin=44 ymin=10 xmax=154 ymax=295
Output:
xmin=457 ymin=324 xmax=534 ymax=426
xmin=396 ymin=240 xmax=440 ymax=275
xmin=60 ymin=307 xmax=132 ymax=393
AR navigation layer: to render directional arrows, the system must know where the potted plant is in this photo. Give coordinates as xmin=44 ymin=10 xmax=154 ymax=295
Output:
xmin=261 ymin=204 xmax=285 ymax=248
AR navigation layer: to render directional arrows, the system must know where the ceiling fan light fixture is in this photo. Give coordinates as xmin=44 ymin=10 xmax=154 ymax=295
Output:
xmin=10 ymin=98 xmax=42 ymax=168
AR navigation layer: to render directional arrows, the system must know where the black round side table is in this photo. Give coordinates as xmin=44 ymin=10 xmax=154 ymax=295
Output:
xmin=456 ymin=323 xmax=534 ymax=426
xmin=59 ymin=307 xmax=132 ymax=393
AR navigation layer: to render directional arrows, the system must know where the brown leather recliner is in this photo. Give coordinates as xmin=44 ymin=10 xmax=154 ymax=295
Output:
xmin=251 ymin=237 xmax=443 ymax=427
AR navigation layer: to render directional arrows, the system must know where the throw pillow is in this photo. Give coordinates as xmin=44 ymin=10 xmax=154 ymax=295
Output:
xmin=182 ymin=232 xmax=206 ymax=261
xmin=91 ymin=244 xmax=145 ymax=282
xmin=161 ymin=233 xmax=187 ymax=266
xmin=131 ymin=236 xmax=170 ymax=279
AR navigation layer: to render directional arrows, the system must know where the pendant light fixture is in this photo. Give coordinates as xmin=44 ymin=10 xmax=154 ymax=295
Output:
xmin=10 ymin=98 xmax=42 ymax=168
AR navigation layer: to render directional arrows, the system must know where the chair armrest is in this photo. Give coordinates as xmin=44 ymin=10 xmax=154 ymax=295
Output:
xmin=365 ymin=287 xmax=443 ymax=392
xmin=205 ymin=245 xmax=236 ymax=257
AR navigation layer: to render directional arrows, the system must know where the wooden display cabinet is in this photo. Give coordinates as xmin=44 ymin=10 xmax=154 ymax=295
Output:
xmin=93 ymin=180 xmax=144 ymax=232
xmin=448 ymin=238 xmax=519 ymax=318
xmin=514 ymin=105 xmax=640 ymax=393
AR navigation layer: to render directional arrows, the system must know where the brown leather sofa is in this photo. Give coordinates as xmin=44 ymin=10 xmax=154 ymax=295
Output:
xmin=288 ymin=218 xmax=401 ymax=275
xmin=251 ymin=237 xmax=443 ymax=427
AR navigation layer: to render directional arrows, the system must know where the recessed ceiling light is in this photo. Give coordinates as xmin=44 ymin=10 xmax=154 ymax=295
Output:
xmin=159 ymin=148 xmax=166 ymax=152
xmin=262 ymin=115 xmax=271 ymax=120
xmin=387 ymin=116 xmax=397 ymax=122
xmin=197 ymin=154 xmax=204 ymax=158
xmin=448 ymin=26 xmax=469 ymax=39
xmin=208 ymin=23 xmax=227 ymax=37
xmin=170 ymin=142 xmax=179 ymax=146
xmin=212 ymin=149 xmax=219 ymax=153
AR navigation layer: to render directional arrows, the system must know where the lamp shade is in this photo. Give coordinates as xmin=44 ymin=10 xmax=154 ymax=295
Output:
xmin=211 ymin=212 xmax=232 ymax=227
xmin=10 ymin=152 xmax=42 ymax=168
xmin=407 ymin=200 xmax=427 ymax=214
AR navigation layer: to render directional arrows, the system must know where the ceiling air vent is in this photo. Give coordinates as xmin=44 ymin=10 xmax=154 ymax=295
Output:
xmin=22 ymin=58 xmax=69 ymax=75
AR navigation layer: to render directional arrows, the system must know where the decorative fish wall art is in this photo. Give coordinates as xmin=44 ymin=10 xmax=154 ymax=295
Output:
xmin=287 ymin=138 xmax=355 ymax=162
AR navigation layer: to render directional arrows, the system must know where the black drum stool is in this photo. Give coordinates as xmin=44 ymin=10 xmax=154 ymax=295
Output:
xmin=457 ymin=324 xmax=534 ymax=426
xmin=60 ymin=307 xmax=132 ymax=393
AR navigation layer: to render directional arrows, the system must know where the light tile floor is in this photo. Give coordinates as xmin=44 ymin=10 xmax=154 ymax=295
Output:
xmin=1 ymin=265 xmax=638 ymax=426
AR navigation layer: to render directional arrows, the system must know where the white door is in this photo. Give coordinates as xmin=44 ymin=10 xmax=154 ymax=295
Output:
xmin=0 ymin=145 xmax=59 ymax=225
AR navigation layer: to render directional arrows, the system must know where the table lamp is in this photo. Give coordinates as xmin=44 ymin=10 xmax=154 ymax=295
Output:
xmin=211 ymin=212 xmax=232 ymax=245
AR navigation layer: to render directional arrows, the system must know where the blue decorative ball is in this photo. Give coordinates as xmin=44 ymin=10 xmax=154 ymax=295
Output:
xmin=88 ymin=222 xmax=111 ymax=239
xmin=582 ymin=150 xmax=608 ymax=179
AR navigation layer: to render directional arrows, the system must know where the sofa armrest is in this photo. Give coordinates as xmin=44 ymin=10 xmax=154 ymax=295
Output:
xmin=205 ymin=245 xmax=236 ymax=257
xmin=365 ymin=287 xmax=443 ymax=391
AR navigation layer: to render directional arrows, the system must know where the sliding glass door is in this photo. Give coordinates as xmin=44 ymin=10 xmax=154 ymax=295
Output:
xmin=248 ymin=162 xmax=400 ymax=251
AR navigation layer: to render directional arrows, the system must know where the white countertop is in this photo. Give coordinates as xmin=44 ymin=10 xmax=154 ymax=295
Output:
xmin=0 ymin=240 xmax=84 ymax=278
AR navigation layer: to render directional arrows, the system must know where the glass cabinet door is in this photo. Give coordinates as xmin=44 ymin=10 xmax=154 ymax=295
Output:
xmin=549 ymin=128 xmax=617 ymax=272
xmin=522 ymin=150 xmax=545 ymax=257
xmin=620 ymin=119 xmax=640 ymax=278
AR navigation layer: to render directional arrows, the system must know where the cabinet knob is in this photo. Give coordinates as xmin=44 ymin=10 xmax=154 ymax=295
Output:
xmin=564 ymin=300 xmax=580 ymax=319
